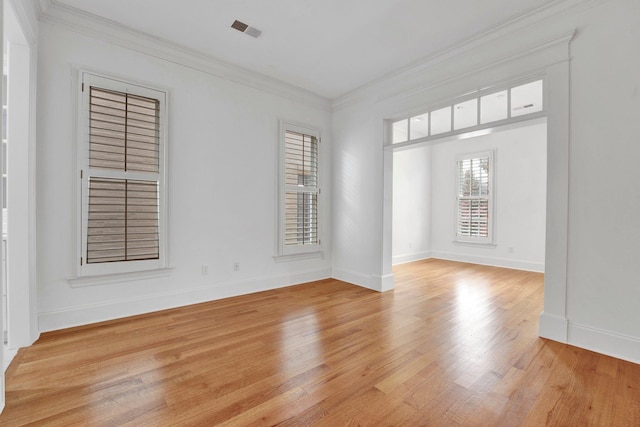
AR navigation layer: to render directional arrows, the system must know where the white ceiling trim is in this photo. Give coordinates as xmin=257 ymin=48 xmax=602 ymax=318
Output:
xmin=38 ymin=0 xmax=332 ymax=112
xmin=382 ymin=31 xmax=575 ymax=126
xmin=35 ymin=0 xmax=611 ymax=113
xmin=379 ymin=30 xmax=576 ymax=110
xmin=7 ymin=0 xmax=40 ymax=44
xmin=34 ymin=0 xmax=50 ymax=15
xmin=332 ymin=0 xmax=610 ymax=112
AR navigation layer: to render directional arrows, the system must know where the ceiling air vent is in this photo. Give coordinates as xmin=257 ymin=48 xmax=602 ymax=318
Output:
xmin=231 ymin=20 xmax=262 ymax=38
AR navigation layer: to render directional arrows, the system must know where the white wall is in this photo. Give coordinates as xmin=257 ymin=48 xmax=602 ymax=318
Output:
xmin=36 ymin=22 xmax=332 ymax=331
xmin=429 ymin=121 xmax=547 ymax=271
xmin=332 ymin=0 xmax=640 ymax=363
xmin=2 ymin=0 xmax=39 ymax=374
xmin=9 ymin=0 xmax=37 ymax=45
xmin=6 ymin=37 xmax=32 ymax=348
xmin=331 ymin=104 xmax=389 ymax=290
xmin=563 ymin=0 xmax=640 ymax=359
xmin=0 ymin=0 xmax=4 ymax=412
xmin=392 ymin=145 xmax=431 ymax=265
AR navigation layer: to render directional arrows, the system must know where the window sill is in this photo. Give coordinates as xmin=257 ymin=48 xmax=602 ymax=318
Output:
xmin=273 ymin=251 xmax=324 ymax=263
xmin=452 ymin=240 xmax=496 ymax=248
xmin=68 ymin=267 xmax=174 ymax=288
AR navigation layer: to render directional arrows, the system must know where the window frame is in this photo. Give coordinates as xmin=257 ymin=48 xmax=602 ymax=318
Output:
xmin=388 ymin=76 xmax=545 ymax=148
xmin=275 ymin=120 xmax=322 ymax=259
xmin=72 ymin=70 xmax=169 ymax=281
xmin=455 ymin=150 xmax=495 ymax=245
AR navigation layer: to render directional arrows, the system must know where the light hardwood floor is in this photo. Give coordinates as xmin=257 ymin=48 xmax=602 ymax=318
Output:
xmin=1 ymin=259 xmax=639 ymax=426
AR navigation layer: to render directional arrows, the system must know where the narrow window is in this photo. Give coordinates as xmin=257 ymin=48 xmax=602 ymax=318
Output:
xmin=456 ymin=152 xmax=494 ymax=243
xmin=278 ymin=122 xmax=321 ymax=257
xmin=77 ymin=72 xmax=168 ymax=277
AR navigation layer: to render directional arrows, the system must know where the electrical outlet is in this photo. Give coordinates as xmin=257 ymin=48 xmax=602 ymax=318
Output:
xmin=233 ymin=262 xmax=240 ymax=272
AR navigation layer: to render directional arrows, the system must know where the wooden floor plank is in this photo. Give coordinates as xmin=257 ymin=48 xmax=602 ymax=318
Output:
xmin=1 ymin=259 xmax=639 ymax=426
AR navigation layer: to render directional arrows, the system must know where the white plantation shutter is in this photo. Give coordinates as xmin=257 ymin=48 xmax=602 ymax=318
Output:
xmin=284 ymin=130 xmax=318 ymax=246
xmin=89 ymin=87 xmax=160 ymax=173
xmin=277 ymin=122 xmax=322 ymax=257
xmin=456 ymin=153 xmax=493 ymax=242
xmin=78 ymin=72 xmax=167 ymax=275
xmin=87 ymin=178 xmax=159 ymax=263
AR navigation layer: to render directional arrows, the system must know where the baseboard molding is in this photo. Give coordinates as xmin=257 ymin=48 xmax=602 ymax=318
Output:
xmin=332 ymin=267 xmax=381 ymax=292
xmin=39 ymin=268 xmax=332 ymax=332
xmin=568 ymin=322 xmax=640 ymax=365
xmin=373 ymin=273 xmax=395 ymax=292
xmin=3 ymin=347 xmax=18 ymax=373
xmin=430 ymin=251 xmax=545 ymax=273
xmin=392 ymin=251 xmax=432 ymax=266
xmin=539 ymin=312 xmax=568 ymax=342
xmin=539 ymin=313 xmax=640 ymax=365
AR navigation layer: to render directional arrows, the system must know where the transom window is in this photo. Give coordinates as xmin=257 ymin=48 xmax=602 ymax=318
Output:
xmin=392 ymin=79 xmax=543 ymax=145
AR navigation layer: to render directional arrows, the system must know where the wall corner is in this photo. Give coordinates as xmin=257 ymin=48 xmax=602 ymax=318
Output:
xmin=539 ymin=311 xmax=568 ymax=343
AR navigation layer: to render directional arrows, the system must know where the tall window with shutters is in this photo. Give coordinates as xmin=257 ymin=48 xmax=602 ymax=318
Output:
xmin=456 ymin=151 xmax=494 ymax=244
xmin=76 ymin=72 xmax=168 ymax=278
xmin=277 ymin=122 xmax=321 ymax=257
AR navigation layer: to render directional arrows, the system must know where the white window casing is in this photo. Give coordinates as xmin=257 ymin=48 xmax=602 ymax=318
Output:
xmin=455 ymin=150 xmax=495 ymax=245
xmin=73 ymin=70 xmax=169 ymax=281
xmin=276 ymin=121 xmax=322 ymax=259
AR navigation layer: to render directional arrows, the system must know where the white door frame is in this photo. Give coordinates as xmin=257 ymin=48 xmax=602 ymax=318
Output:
xmin=380 ymin=32 xmax=574 ymax=344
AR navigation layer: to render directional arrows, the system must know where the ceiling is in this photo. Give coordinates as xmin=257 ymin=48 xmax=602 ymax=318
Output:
xmin=49 ymin=0 xmax=559 ymax=99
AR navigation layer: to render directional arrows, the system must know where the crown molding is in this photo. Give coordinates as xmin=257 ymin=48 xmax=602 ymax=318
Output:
xmin=38 ymin=1 xmax=332 ymax=112
xmin=34 ymin=0 xmax=50 ymax=15
xmin=378 ymin=30 xmax=575 ymax=112
xmin=332 ymin=0 xmax=611 ymax=112
xmin=34 ymin=0 xmax=611 ymax=114
xmin=6 ymin=0 xmax=40 ymax=44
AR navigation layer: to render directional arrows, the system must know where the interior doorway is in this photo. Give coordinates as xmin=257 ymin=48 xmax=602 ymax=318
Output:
xmin=392 ymin=119 xmax=547 ymax=274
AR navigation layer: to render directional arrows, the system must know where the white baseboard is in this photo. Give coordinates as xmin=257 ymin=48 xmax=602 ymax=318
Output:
xmin=538 ymin=313 xmax=640 ymax=365
xmin=392 ymin=251 xmax=432 ymax=265
xmin=373 ymin=273 xmax=395 ymax=292
xmin=539 ymin=311 xmax=568 ymax=342
xmin=430 ymin=251 xmax=544 ymax=272
xmin=332 ymin=267 xmax=381 ymax=291
xmin=3 ymin=347 xmax=18 ymax=373
xmin=568 ymin=322 xmax=640 ymax=365
xmin=39 ymin=268 xmax=331 ymax=332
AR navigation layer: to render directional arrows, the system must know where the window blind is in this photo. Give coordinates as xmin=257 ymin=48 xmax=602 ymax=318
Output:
xmin=457 ymin=156 xmax=489 ymax=238
xmin=89 ymin=87 xmax=160 ymax=173
xmin=87 ymin=178 xmax=159 ymax=263
xmin=284 ymin=130 xmax=318 ymax=246
xmin=86 ymin=85 xmax=161 ymax=264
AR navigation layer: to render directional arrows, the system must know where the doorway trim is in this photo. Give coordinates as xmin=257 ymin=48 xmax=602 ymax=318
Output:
xmin=2 ymin=0 xmax=39 ymax=373
xmin=380 ymin=31 xmax=574 ymax=344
